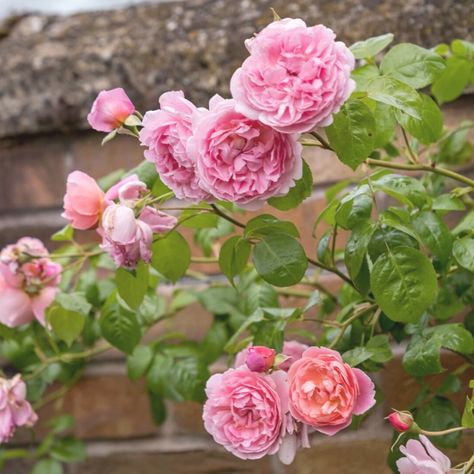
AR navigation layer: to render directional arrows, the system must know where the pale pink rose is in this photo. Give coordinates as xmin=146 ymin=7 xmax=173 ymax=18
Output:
xmin=230 ymin=19 xmax=355 ymax=133
xmin=189 ymin=95 xmax=302 ymax=210
xmin=87 ymin=88 xmax=135 ymax=132
xmin=203 ymin=367 xmax=288 ymax=460
xmin=246 ymin=346 xmax=276 ymax=372
xmin=288 ymin=347 xmax=375 ymax=435
xmin=235 ymin=340 xmax=308 ymax=372
xmin=104 ymin=174 xmax=141 ymax=202
xmin=0 ymin=374 xmax=38 ymax=443
xmin=99 ymin=204 xmax=176 ymax=269
xmin=140 ymin=91 xmax=210 ymax=202
xmin=62 ymin=171 xmax=106 ymax=230
xmin=0 ymin=239 xmax=61 ymax=327
xmin=387 ymin=411 xmax=414 ymax=433
xmin=397 ymin=435 xmax=453 ymax=474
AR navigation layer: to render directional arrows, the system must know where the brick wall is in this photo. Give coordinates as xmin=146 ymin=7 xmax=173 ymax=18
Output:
xmin=1 ymin=1 xmax=474 ymax=471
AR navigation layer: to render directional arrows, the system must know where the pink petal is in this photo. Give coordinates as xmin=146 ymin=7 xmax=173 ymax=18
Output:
xmin=314 ymin=418 xmax=352 ymax=436
xmin=0 ymin=280 xmax=33 ymax=327
xmin=31 ymin=286 xmax=59 ymax=326
xmin=278 ymin=434 xmax=298 ymax=465
xmin=352 ymin=368 xmax=376 ymax=415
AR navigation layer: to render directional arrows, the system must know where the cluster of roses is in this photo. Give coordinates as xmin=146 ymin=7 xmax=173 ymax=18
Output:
xmin=203 ymin=342 xmax=376 ymax=464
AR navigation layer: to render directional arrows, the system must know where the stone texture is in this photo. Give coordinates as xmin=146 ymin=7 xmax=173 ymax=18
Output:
xmin=0 ymin=0 xmax=473 ymax=138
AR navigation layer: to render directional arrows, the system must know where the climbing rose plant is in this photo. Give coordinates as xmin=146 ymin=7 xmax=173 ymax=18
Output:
xmin=0 ymin=15 xmax=474 ymax=473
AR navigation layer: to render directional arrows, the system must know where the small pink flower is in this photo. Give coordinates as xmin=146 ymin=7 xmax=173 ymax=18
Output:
xmin=387 ymin=411 xmax=414 ymax=433
xmin=62 ymin=171 xmax=106 ymax=230
xmin=0 ymin=239 xmax=61 ymax=327
xmin=140 ymin=91 xmax=210 ymax=202
xmin=203 ymin=367 xmax=288 ymax=460
xmin=189 ymin=95 xmax=302 ymax=210
xmin=0 ymin=374 xmax=38 ymax=443
xmin=397 ymin=435 xmax=453 ymax=474
xmin=246 ymin=346 xmax=276 ymax=372
xmin=230 ymin=19 xmax=355 ymax=133
xmin=87 ymin=88 xmax=135 ymax=132
xmin=288 ymin=347 xmax=375 ymax=435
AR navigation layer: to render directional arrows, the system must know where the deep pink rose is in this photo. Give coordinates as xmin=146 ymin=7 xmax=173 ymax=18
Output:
xmin=62 ymin=171 xmax=106 ymax=230
xmin=397 ymin=435 xmax=453 ymax=474
xmin=189 ymin=95 xmax=302 ymax=209
xmin=230 ymin=19 xmax=355 ymax=133
xmin=288 ymin=347 xmax=375 ymax=435
xmin=140 ymin=91 xmax=210 ymax=202
xmin=99 ymin=178 xmax=177 ymax=268
xmin=203 ymin=367 xmax=288 ymax=460
xmin=0 ymin=374 xmax=38 ymax=443
xmin=0 ymin=238 xmax=61 ymax=327
xmin=387 ymin=411 xmax=413 ymax=433
xmin=246 ymin=346 xmax=276 ymax=372
xmin=87 ymin=88 xmax=135 ymax=132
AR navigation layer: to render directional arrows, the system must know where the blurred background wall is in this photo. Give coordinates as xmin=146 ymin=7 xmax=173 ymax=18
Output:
xmin=0 ymin=1 xmax=473 ymax=473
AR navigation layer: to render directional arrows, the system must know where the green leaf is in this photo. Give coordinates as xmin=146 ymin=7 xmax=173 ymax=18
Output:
xmin=416 ymin=397 xmax=461 ymax=448
xmin=432 ymin=194 xmax=465 ymax=212
xmin=462 ymin=397 xmax=474 ymax=428
xmin=380 ymin=43 xmax=445 ymax=88
xmin=344 ymin=221 xmax=377 ymax=281
xmin=55 ymin=293 xmax=92 ymax=315
xmin=437 ymin=123 xmax=474 ymax=165
xmin=51 ymin=225 xmax=74 ymax=242
xmin=201 ymin=321 xmax=229 ymax=364
xmin=133 ymin=160 xmax=159 ymax=189
xmin=245 ymin=214 xmax=299 ymax=238
xmin=151 ymin=231 xmax=191 ymax=283
xmin=368 ymin=227 xmax=418 ymax=261
xmin=432 ymin=56 xmax=472 ymax=104
xmin=372 ymin=173 xmax=428 ymax=208
xmin=127 ymin=345 xmax=154 ymax=381
xmin=343 ymin=335 xmax=392 ymax=367
xmin=335 ymin=186 xmax=372 ymax=230
xmin=244 ymin=282 xmax=279 ymax=315
xmin=352 ymin=64 xmax=380 ymax=92
xmin=395 ymin=94 xmax=443 ymax=144
xmin=99 ymin=304 xmax=141 ymax=354
xmin=252 ymin=233 xmax=307 ymax=287
xmin=326 ymin=101 xmax=375 ymax=170
xmin=218 ymin=236 xmax=251 ymax=284
xmin=268 ymin=160 xmax=312 ymax=210
xmin=453 ymin=237 xmax=474 ymax=272
xmin=373 ymin=102 xmax=396 ymax=148
xmin=49 ymin=306 xmax=86 ymax=347
xmin=371 ymin=247 xmax=438 ymax=323
xmin=403 ymin=324 xmax=474 ymax=376
xmin=32 ymin=459 xmax=63 ymax=474
xmin=51 ymin=438 xmax=86 ymax=463
xmin=350 ymin=33 xmax=394 ymax=59
xmin=115 ymin=261 xmax=149 ymax=310
xmin=180 ymin=210 xmax=218 ymax=229
xmin=412 ymin=211 xmax=453 ymax=267
xmin=149 ymin=392 xmax=167 ymax=425
xmin=430 ymin=286 xmax=464 ymax=321
xmin=101 ymin=129 xmax=117 ymax=146
xmin=367 ymin=76 xmax=422 ymax=119
xmin=453 ymin=210 xmax=474 ymax=237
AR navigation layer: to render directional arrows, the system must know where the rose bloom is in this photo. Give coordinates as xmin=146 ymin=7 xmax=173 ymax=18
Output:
xmin=87 ymin=88 xmax=135 ymax=132
xmin=140 ymin=91 xmax=210 ymax=202
xmin=397 ymin=435 xmax=454 ymax=474
xmin=235 ymin=340 xmax=308 ymax=372
xmin=189 ymin=95 xmax=302 ymax=209
xmin=0 ymin=238 xmax=61 ymax=327
xmin=230 ymin=18 xmax=355 ymax=133
xmin=288 ymin=347 xmax=375 ymax=435
xmin=0 ymin=374 xmax=38 ymax=443
xmin=203 ymin=367 xmax=288 ymax=460
xmin=62 ymin=171 xmax=106 ymax=230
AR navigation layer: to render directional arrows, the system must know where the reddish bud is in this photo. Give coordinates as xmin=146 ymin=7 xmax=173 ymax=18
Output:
xmin=246 ymin=346 xmax=276 ymax=372
xmin=387 ymin=411 xmax=414 ymax=432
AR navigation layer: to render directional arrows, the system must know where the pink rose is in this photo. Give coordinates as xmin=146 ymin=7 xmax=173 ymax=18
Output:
xmin=203 ymin=367 xmax=288 ymax=460
xmin=140 ymin=91 xmax=210 ymax=202
xmin=288 ymin=347 xmax=375 ymax=435
xmin=246 ymin=346 xmax=276 ymax=372
xmin=87 ymin=88 xmax=135 ymax=132
xmin=0 ymin=374 xmax=38 ymax=443
xmin=0 ymin=238 xmax=61 ymax=327
xmin=397 ymin=435 xmax=453 ymax=474
xmin=387 ymin=411 xmax=414 ymax=433
xmin=104 ymin=174 xmax=141 ymax=202
xmin=189 ymin=95 xmax=302 ymax=210
xmin=62 ymin=171 xmax=106 ymax=230
xmin=230 ymin=19 xmax=355 ymax=133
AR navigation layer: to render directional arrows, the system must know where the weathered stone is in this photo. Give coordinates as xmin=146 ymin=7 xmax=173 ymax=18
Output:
xmin=0 ymin=0 xmax=473 ymax=138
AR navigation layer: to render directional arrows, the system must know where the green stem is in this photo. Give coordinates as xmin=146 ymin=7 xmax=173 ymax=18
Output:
xmin=310 ymin=131 xmax=332 ymax=150
xmin=420 ymin=426 xmax=468 ymax=436
xmin=366 ymin=158 xmax=474 ymax=188
xmin=307 ymin=257 xmax=356 ymax=290
xmin=191 ymin=256 xmax=218 ymax=263
xmin=462 ymin=453 xmax=474 ymax=474
xmin=211 ymin=204 xmax=246 ymax=229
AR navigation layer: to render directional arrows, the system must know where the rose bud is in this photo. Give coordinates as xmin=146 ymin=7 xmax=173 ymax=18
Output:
xmin=87 ymin=88 xmax=135 ymax=132
xmin=387 ymin=411 xmax=414 ymax=432
xmin=246 ymin=346 xmax=276 ymax=372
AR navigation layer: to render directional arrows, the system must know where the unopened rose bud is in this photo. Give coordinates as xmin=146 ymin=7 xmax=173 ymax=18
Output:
xmin=246 ymin=346 xmax=276 ymax=372
xmin=387 ymin=411 xmax=414 ymax=432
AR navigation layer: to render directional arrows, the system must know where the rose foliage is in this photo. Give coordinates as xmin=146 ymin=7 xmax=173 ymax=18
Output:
xmin=0 ymin=16 xmax=474 ymax=474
